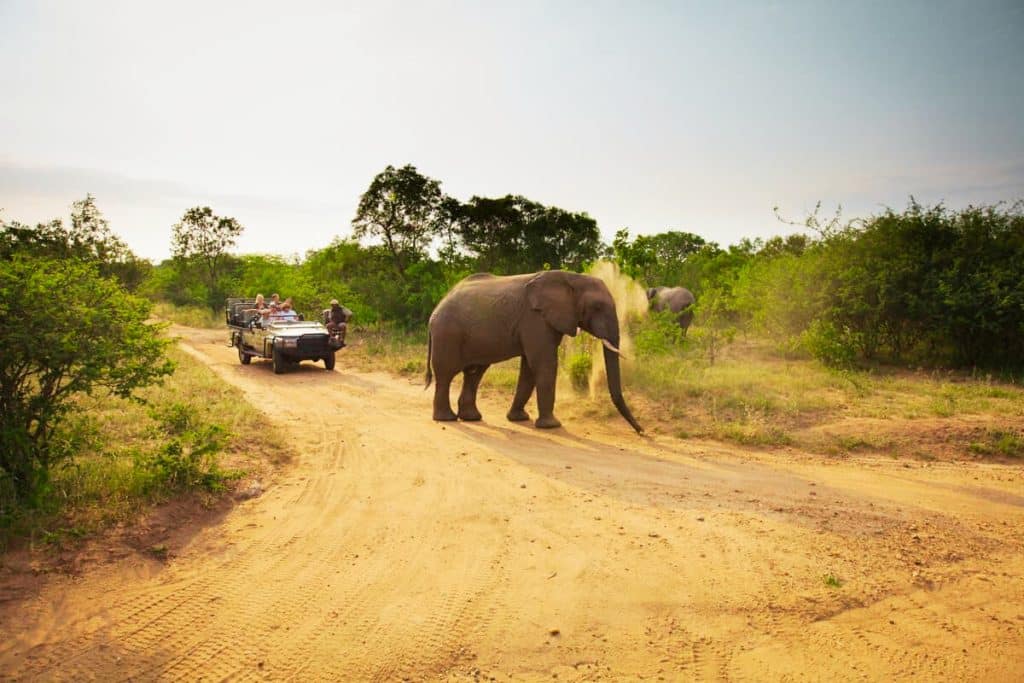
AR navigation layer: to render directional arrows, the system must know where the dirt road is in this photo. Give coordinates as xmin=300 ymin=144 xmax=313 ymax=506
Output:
xmin=3 ymin=331 xmax=1024 ymax=681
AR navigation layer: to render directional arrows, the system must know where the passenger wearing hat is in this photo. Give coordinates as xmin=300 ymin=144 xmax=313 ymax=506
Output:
xmin=324 ymin=298 xmax=352 ymax=346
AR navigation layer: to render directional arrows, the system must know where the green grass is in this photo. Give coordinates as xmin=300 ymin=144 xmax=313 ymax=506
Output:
xmin=969 ymin=429 xmax=1024 ymax=458
xmin=822 ymin=573 xmax=843 ymax=589
xmin=1 ymin=345 xmax=289 ymax=551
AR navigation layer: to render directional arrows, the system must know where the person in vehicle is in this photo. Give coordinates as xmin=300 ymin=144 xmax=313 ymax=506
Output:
xmin=324 ymin=298 xmax=352 ymax=345
xmin=268 ymin=293 xmax=282 ymax=311
xmin=272 ymin=301 xmax=299 ymax=321
xmin=244 ymin=294 xmax=267 ymax=315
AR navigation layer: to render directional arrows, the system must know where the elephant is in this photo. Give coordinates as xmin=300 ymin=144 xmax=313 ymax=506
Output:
xmin=646 ymin=286 xmax=696 ymax=333
xmin=425 ymin=270 xmax=643 ymax=434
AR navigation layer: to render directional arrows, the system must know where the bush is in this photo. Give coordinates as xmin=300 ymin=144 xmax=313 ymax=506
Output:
xmin=566 ymin=349 xmax=593 ymax=392
xmin=0 ymin=257 xmax=174 ymax=507
xmin=634 ymin=310 xmax=686 ymax=357
xmin=801 ymin=319 xmax=858 ymax=368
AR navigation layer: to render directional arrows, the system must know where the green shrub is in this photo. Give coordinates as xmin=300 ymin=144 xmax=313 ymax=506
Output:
xmin=566 ymin=350 xmax=593 ymax=392
xmin=139 ymin=402 xmax=237 ymax=493
xmin=634 ymin=310 xmax=685 ymax=357
xmin=801 ymin=319 xmax=858 ymax=369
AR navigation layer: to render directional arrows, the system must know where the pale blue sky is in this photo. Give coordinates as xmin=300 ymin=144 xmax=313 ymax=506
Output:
xmin=1 ymin=0 xmax=1022 ymax=260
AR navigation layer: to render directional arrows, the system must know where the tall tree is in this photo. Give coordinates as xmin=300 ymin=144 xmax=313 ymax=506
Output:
xmin=352 ymin=164 xmax=445 ymax=278
xmin=171 ymin=206 xmax=243 ymax=309
xmin=456 ymin=195 xmax=601 ymax=273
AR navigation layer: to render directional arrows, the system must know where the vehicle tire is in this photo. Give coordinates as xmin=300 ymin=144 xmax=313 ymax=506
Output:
xmin=272 ymin=347 xmax=286 ymax=374
xmin=238 ymin=345 xmax=252 ymax=365
xmin=323 ymin=351 xmax=336 ymax=370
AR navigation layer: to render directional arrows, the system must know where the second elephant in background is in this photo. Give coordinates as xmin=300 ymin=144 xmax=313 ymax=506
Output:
xmin=646 ymin=286 xmax=696 ymax=333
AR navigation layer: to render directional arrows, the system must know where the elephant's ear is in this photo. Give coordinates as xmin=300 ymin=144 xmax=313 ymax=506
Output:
xmin=526 ymin=271 xmax=578 ymax=337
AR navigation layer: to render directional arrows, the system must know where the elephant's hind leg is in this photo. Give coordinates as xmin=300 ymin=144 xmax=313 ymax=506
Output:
xmin=457 ymin=364 xmax=489 ymax=421
xmin=432 ymin=369 xmax=458 ymax=422
xmin=507 ymin=355 xmax=534 ymax=422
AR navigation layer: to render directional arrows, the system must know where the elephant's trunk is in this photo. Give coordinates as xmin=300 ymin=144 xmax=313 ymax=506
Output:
xmin=602 ymin=343 xmax=644 ymax=434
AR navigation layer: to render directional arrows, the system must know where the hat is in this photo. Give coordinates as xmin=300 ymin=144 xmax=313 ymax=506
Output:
xmin=330 ymin=299 xmax=339 ymax=305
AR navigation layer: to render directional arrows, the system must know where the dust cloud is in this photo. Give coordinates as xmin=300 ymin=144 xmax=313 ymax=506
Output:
xmin=582 ymin=260 xmax=648 ymax=397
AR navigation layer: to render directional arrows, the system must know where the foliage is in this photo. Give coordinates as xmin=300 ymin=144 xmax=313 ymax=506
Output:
xmin=800 ymin=319 xmax=858 ymax=369
xmin=0 ymin=257 xmax=174 ymax=506
xmin=352 ymin=164 xmax=446 ymax=278
xmin=564 ymin=344 xmax=593 ymax=392
xmin=1 ymin=195 xmax=151 ymax=290
xmin=814 ymin=200 xmax=1024 ymax=367
xmin=456 ymin=195 xmax=602 ymax=274
xmin=171 ymin=206 xmax=244 ymax=311
xmin=140 ymin=402 xmax=235 ymax=492
xmin=688 ymin=286 xmax=738 ymax=365
xmin=633 ymin=309 xmax=686 ymax=357
xmin=612 ymin=228 xmax=707 ymax=287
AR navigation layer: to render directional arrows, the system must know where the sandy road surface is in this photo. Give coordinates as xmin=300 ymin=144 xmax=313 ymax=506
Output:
xmin=2 ymin=330 xmax=1024 ymax=681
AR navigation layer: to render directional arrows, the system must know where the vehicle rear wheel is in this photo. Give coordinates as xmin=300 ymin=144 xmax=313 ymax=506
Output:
xmin=238 ymin=345 xmax=252 ymax=365
xmin=323 ymin=351 xmax=336 ymax=370
xmin=272 ymin=347 xmax=286 ymax=374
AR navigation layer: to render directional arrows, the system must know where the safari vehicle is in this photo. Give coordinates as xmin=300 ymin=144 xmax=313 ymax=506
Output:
xmin=226 ymin=298 xmax=344 ymax=374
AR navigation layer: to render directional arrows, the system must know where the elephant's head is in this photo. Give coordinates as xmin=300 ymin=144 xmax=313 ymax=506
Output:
xmin=646 ymin=287 xmax=659 ymax=301
xmin=526 ymin=271 xmax=644 ymax=434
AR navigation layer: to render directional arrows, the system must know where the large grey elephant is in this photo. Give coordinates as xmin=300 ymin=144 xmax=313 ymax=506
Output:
xmin=425 ymin=271 xmax=643 ymax=433
xmin=646 ymin=286 xmax=696 ymax=333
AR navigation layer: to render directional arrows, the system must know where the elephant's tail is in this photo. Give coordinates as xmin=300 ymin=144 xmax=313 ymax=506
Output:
xmin=424 ymin=331 xmax=433 ymax=390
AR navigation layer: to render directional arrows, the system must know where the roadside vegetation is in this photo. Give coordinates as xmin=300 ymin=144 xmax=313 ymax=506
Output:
xmin=2 ymin=166 xmax=1022 ymax=548
xmin=0 ymin=345 xmax=287 ymax=551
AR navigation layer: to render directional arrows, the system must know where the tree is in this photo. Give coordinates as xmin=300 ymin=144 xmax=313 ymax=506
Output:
xmin=171 ymin=206 xmax=244 ymax=310
xmin=1 ymin=197 xmax=151 ymax=291
xmin=69 ymin=193 xmax=131 ymax=264
xmin=352 ymin=164 xmax=445 ymax=278
xmin=612 ymin=229 xmax=707 ymax=286
xmin=0 ymin=257 xmax=174 ymax=504
xmin=456 ymin=195 xmax=602 ymax=273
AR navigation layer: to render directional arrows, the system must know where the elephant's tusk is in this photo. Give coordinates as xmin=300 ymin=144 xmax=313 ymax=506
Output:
xmin=600 ymin=338 xmax=629 ymax=360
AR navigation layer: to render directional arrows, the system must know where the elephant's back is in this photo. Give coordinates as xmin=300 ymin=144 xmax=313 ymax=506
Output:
xmin=430 ymin=272 xmax=531 ymax=328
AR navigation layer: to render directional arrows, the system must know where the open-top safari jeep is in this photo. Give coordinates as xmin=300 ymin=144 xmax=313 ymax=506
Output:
xmin=226 ymin=298 xmax=344 ymax=374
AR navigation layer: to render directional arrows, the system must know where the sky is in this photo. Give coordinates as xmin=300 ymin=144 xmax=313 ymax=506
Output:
xmin=1 ymin=0 xmax=1022 ymax=262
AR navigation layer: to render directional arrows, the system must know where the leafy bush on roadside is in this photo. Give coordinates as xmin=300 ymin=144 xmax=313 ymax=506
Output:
xmin=140 ymin=402 xmax=237 ymax=493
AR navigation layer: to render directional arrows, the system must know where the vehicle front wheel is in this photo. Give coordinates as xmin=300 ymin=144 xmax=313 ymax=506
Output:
xmin=323 ymin=351 xmax=336 ymax=370
xmin=272 ymin=347 xmax=286 ymax=374
xmin=238 ymin=345 xmax=252 ymax=365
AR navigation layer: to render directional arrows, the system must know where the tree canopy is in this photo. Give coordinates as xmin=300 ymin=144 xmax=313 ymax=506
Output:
xmin=352 ymin=164 xmax=445 ymax=278
xmin=171 ymin=206 xmax=244 ymax=310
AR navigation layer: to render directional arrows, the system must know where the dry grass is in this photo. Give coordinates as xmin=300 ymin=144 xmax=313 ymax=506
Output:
xmin=342 ymin=325 xmax=1024 ymax=460
xmin=151 ymin=302 xmax=223 ymax=329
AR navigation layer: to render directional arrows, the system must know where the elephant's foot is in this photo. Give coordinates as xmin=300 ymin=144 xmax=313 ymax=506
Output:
xmin=433 ymin=408 xmax=458 ymax=422
xmin=506 ymin=408 xmax=531 ymax=422
xmin=457 ymin=408 xmax=482 ymax=421
xmin=535 ymin=415 xmax=562 ymax=429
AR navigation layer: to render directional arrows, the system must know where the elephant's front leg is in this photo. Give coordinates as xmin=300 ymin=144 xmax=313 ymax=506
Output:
xmin=507 ymin=355 xmax=534 ymax=422
xmin=530 ymin=349 xmax=561 ymax=429
xmin=457 ymin=364 xmax=489 ymax=421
